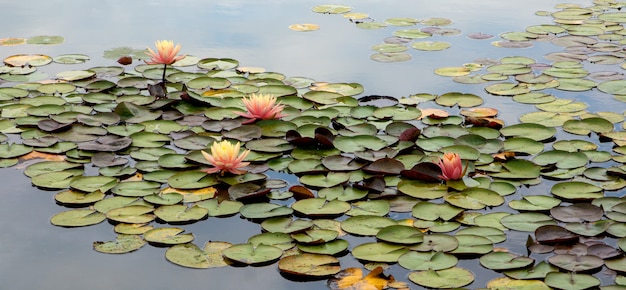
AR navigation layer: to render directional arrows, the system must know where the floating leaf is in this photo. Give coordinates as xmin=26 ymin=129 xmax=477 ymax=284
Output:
xmin=278 ymin=253 xmax=340 ymax=278
xmin=545 ymin=272 xmax=600 ymax=290
xmin=341 ymin=216 xmax=397 ymax=236
xmin=93 ymin=234 xmax=145 ymax=254
xmin=501 ymin=213 xmax=556 ymax=232
xmin=165 ymin=242 xmax=232 ymax=269
xmin=352 ymin=242 xmax=409 ymax=263
xmin=261 ymin=217 xmax=314 ymax=234
xmin=479 ymin=252 xmax=534 ymax=271
xmin=154 ymin=205 xmax=208 ymax=224
xmin=408 ymin=267 xmax=474 ymax=289
xmin=50 ymin=209 xmax=106 ymax=227
xmin=292 ymin=198 xmax=350 ymax=217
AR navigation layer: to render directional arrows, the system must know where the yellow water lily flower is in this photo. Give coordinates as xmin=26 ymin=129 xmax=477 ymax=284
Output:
xmin=201 ymin=140 xmax=250 ymax=175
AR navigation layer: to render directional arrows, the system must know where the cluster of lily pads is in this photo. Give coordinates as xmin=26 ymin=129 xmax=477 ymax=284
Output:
xmin=310 ymin=4 xmax=461 ymax=62
xmin=4 ymin=1 xmax=626 ymax=289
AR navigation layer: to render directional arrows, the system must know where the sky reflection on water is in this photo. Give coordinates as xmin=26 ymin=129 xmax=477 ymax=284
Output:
xmin=0 ymin=0 xmax=617 ymax=289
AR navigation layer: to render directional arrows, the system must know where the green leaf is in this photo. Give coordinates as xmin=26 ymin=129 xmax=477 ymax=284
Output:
xmin=93 ymin=234 xmax=146 ymax=254
xmin=408 ymin=267 xmax=474 ymax=288
xmin=222 ymin=243 xmax=283 ymax=265
xmin=165 ymin=242 xmax=232 ymax=269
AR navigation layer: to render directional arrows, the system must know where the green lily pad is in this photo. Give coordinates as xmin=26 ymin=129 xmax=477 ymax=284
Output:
xmin=24 ymin=160 xmax=83 ymax=178
xmin=376 ymin=225 xmax=424 ymax=244
xmin=504 ymin=261 xmax=559 ymax=280
xmin=398 ymin=251 xmax=458 ymax=271
xmin=333 ymin=135 xmax=388 ymax=152
xmin=93 ymin=234 xmax=146 ymax=254
xmin=54 ymin=189 xmax=106 ymax=206
xmin=412 ymin=202 xmax=463 ymax=221
xmin=551 ymin=181 xmax=603 ymax=200
xmin=278 ymin=253 xmax=340 ymax=277
xmin=168 ymin=171 xmax=219 ymax=189
xmin=165 ymin=242 xmax=233 ymax=269
xmin=548 ymin=254 xmax=604 ymax=272
xmin=536 ymin=99 xmax=588 ymax=113
xmin=485 ymin=82 xmax=530 ymax=96
xmin=500 ymin=213 xmax=556 ymax=232
xmin=490 ymin=159 xmax=541 ymax=179
xmin=154 ymin=205 xmax=208 ymax=223
xmin=27 ymin=35 xmax=64 ymax=45
xmin=297 ymin=239 xmax=349 ymax=255
xmin=545 ymin=272 xmax=600 ymax=290
xmin=503 ymin=137 xmax=545 ymax=155
xmin=409 ymin=233 xmax=459 ymax=252
xmin=456 ymin=226 xmax=506 ymax=244
xmin=556 ymin=78 xmax=597 ymax=91
xmin=605 ymin=256 xmax=626 ymax=273
xmin=435 ymin=92 xmax=483 ymax=107
xmin=352 ymin=242 xmax=409 ymax=262
xmin=195 ymin=198 xmax=243 ymax=217
xmin=261 ymin=217 xmax=314 ymax=234
xmin=500 ymin=123 xmax=556 ymax=141
xmin=311 ymin=4 xmax=351 ymax=14
xmin=50 ymin=209 xmax=106 ymax=227
xmin=222 ymin=243 xmax=283 ymax=265
xmin=598 ymin=79 xmax=626 ymax=95
xmin=247 ymin=232 xmax=295 ymax=250
xmin=444 ymin=187 xmax=504 ymax=210
xmin=346 ymin=200 xmax=390 ymax=216
xmin=292 ymin=198 xmax=350 ymax=217
xmin=340 ymin=215 xmax=397 ymax=236
xmin=113 ymin=223 xmax=153 ymax=235
xmin=0 ymin=143 xmax=32 ymax=158
xmin=291 ymin=229 xmax=338 ymax=244
xmin=370 ymin=52 xmax=412 ymax=62
xmin=448 ymin=234 xmax=493 ymax=255
xmin=143 ymin=227 xmax=194 ymax=245
xmin=411 ymin=41 xmax=451 ymax=51
xmin=393 ymin=29 xmax=431 ymax=39
xmin=479 ymin=252 xmax=534 ymax=271
xmin=110 ymin=181 xmax=160 ymax=197
xmin=299 ymin=172 xmax=350 ymax=188
xmin=533 ymin=150 xmax=589 ymax=169
xmin=563 ymin=117 xmax=614 ymax=135
xmin=565 ymin=220 xmax=612 ymax=237
xmin=397 ymin=180 xmax=448 ymax=199
xmin=239 ymin=203 xmax=293 ymax=220
xmin=408 ymin=267 xmax=474 ymax=289
xmin=93 ymin=196 xmax=152 ymax=214
xmin=130 ymin=131 xmax=170 ymax=147
xmin=509 ymin=195 xmax=561 ymax=211
xmin=69 ymin=176 xmax=118 ymax=193
xmin=143 ymin=193 xmax=183 ymax=205
xmin=105 ymin=205 xmax=155 ymax=224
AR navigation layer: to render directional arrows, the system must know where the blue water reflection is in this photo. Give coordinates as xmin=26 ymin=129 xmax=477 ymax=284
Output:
xmin=0 ymin=0 xmax=619 ymax=289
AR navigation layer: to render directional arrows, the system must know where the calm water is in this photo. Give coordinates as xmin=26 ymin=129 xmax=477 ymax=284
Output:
xmin=0 ymin=0 xmax=614 ymax=289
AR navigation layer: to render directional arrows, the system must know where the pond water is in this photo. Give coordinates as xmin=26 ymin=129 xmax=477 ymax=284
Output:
xmin=2 ymin=0 xmax=625 ymax=289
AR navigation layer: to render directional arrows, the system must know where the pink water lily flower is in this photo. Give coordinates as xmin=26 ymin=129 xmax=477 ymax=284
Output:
xmin=201 ymin=140 xmax=250 ymax=175
xmin=235 ymin=93 xmax=287 ymax=124
xmin=436 ymin=152 xmax=465 ymax=181
xmin=145 ymin=40 xmax=186 ymax=65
